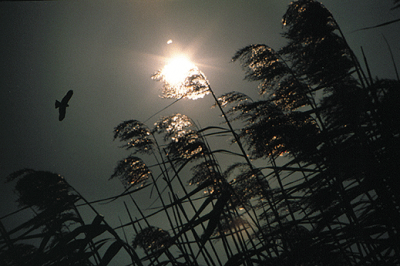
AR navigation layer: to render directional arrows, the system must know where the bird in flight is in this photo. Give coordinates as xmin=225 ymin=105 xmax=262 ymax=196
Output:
xmin=55 ymin=90 xmax=73 ymax=121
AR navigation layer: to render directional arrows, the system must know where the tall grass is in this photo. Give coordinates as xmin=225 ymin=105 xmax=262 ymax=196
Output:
xmin=1 ymin=0 xmax=399 ymax=265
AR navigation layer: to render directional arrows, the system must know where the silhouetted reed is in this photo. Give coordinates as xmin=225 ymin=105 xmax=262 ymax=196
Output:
xmin=2 ymin=1 xmax=399 ymax=265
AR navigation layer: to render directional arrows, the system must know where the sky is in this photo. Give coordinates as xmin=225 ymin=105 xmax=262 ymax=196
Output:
xmin=1 ymin=0 xmax=399 ymax=260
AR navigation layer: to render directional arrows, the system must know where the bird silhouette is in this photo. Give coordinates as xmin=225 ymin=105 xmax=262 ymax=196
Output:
xmin=55 ymin=90 xmax=73 ymax=121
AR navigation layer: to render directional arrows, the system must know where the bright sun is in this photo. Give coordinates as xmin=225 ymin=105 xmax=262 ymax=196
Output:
xmin=161 ymin=56 xmax=195 ymax=86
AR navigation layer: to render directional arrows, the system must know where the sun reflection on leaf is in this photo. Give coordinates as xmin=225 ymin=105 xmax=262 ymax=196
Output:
xmin=153 ymin=114 xmax=208 ymax=162
xmin=153 ymin=113 xmax=194 ymax=141
xmin=110 ymin=156 xmax=151 ymax=188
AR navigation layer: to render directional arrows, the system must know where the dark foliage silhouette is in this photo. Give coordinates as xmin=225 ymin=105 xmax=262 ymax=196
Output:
xmin=2 ymin=1 xmax=399 ymax=265
xmin=55 ymin=90 xmax=73 ymax=121
xmin=395 ymin=0 xmax=400 ymax=9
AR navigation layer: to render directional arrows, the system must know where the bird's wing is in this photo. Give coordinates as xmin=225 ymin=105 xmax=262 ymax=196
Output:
xmin=61 ymin=90 xmax=73 ymax=104
xmin=58 ymin=106 xmax=66 ymax=121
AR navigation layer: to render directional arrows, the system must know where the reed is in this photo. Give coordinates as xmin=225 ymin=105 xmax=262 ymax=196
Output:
xmin=1 ymin=1 xmax=399 ymax=265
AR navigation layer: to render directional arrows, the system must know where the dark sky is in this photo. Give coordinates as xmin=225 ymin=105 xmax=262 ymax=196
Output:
xmin=1 ymin=0 xmax=399 ymax=259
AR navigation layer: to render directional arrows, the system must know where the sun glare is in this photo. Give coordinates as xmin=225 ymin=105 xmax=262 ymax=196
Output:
xmin=161 ymin=56 xmax=196 ymax=86
xmin=153 ymin=54 xmax=210 ymax=100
